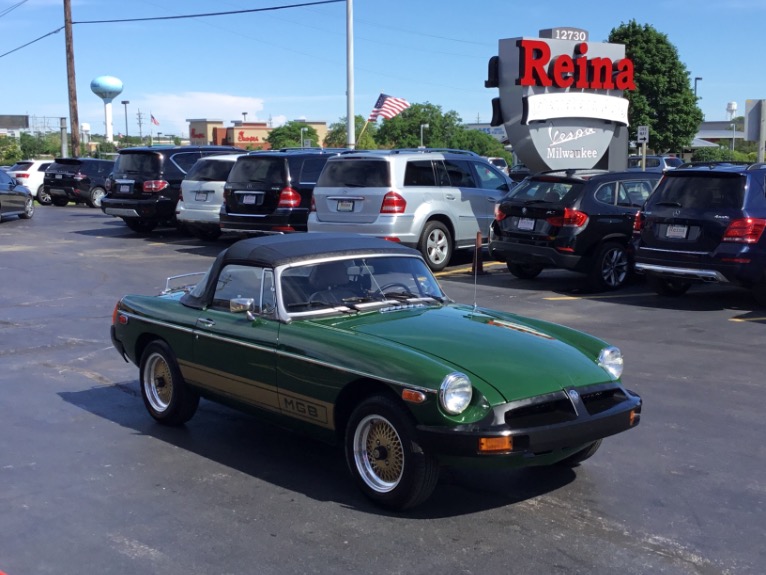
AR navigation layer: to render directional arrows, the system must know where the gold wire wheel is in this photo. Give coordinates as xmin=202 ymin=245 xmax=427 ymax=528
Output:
xmin=353 ymin=414 xmax=404 ymax=493
xmin=143 ymin=352 xmax=174 ymax=412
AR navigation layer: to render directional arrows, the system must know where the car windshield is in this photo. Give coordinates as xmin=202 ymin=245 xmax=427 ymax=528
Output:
xmin=650 ymin=173 xmax=745 ymax=210
xmin=506 ymin=178 xmax=582 ymax=202
xmin=316 ymin=159 xmax=390 ymax=187
xmin=185 ymin=159 xmax=236 ymax=182
xmin=114 ymin=153 xmax=162 ymax=173
xmin=229 ymin=157 xmax=286 ymax=184
xmin=280 ymin=255 xmax=445 ymax=314
xmin=9 ymin=162 xmax=33 ymax=171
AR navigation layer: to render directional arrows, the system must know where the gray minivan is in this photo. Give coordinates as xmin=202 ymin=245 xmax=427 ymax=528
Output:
xmin=308 ymin=149 xmax=514 ymax=271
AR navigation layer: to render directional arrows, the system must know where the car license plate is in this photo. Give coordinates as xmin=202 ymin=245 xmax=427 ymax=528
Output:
xmin=242 ymin=194 xmax=257 ymax=205
xmin=337 ymin=200 xmax=354 ymax=212
xmin=518 ymin=217 xmax=535 ymax=231
xmin=666 ymin=224 xmax=688 ymax=239
xmin=195 ymin=191 xmax=208 ymax=201
xmin=119 ymin=184 xmax=130 ymax=193
xmin=55 ymin=174 xmax=62 ymax=179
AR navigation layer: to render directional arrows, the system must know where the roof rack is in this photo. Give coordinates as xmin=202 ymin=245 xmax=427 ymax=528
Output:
xmin=677 ymin=161 xmax=751 ymax=169
xmin=535 ymin=168 xmax=608 ymax=179
xmin=389 ymin=148 xmax=481 ymax=157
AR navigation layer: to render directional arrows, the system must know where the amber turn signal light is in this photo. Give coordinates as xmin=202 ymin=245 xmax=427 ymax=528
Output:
xmin=478 ymin=436 xmax=513 ymax=453
xmin=629 ymin=409 xmax=638 ymax=426
xmin=401 ymin=389 xmax=426 ymax=403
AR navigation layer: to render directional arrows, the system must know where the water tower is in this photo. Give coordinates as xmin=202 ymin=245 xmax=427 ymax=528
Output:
xmin=727 ymin=101 xmax=738 ymax=121
xmin=90 ymin=76 xmax=124 ymax=143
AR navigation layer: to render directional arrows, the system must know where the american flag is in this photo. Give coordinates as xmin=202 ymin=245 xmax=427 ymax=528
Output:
xmin=151 ymin=114 xmax=160 ymax=126
xmin=367 ymin=93 xmax=410 ymax=122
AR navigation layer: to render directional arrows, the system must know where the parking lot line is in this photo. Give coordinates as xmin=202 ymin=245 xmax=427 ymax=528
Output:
xmin=435 ymin=262 xmax=505 ymax=277
xmin=543 ymin=292 xmax=657 ymax=301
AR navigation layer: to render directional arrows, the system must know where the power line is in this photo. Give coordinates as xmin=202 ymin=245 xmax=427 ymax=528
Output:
xmin=72 ymin=0 xmax=344 ymax=25
xmin=0 ymin=0 xmax=29 ymax=19
xmin=0 ymin=26 xmax=64 ymax=59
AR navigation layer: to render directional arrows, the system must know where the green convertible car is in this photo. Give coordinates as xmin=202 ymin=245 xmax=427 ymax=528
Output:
xmin=110 ymin=233 xmax=641 ymax=510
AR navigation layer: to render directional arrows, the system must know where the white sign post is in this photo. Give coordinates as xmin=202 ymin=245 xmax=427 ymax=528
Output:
xmin=637 ymin=125 xmax=649 ymax=170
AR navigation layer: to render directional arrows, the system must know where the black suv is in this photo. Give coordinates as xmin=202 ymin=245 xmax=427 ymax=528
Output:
xmin=43 ymin=158 xmax=115 ymax=208
xmin=488 ymin=169 xmax=662 ymax=290
xmin=633 ymin=162 xmax=766 ymax=305
xmin=219 ymin=149 xmax=345 ymax=235
xmin=101 ymin=145 xmax=242 ymax=233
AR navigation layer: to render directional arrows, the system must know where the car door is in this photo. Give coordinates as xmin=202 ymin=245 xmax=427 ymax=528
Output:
xmin=191 ymin=264 xmax=281 ymax=415
xmin=468 ymin=161 xmax=511 ymax=238
xmin=442 ymin=159 xmax=503 ymax=243
xmin=0 ymin=170 xmax=20 ymax=213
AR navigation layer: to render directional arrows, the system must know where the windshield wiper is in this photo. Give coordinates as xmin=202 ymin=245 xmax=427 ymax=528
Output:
xmin=654 ymin=201 xmax=683 ymax=207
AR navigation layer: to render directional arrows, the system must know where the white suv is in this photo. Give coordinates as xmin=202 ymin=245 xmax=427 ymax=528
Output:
xmin=308 ymin=149 xmax=514 ymax=270
xmin=7 ymin=159 xmax=53 ymax=203
xmin=176 ymin=153 xmax=246 ymax=240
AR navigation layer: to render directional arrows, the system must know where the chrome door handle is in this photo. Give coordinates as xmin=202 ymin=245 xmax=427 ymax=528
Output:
xmin=197 ymin=318 xmax=215 ymax=327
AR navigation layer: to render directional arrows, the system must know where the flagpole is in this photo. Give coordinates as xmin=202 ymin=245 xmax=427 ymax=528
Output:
xmin=357 ymin=120 xmax=370 ymax=145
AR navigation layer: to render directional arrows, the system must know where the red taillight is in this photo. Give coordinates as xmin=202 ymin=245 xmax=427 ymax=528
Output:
xmin=381 ymin=191 xmax=406 ymax=214
xmin=546 ymin=207 xmax=588 ymax=228
xmin=73 ymin=172 xmax=86 ymax=181
xmin=15 ymin=173 xmax=29 ymax=179
xmin=277 ymin=187 xmax=300 ymax=208
xmin=310 ymin=195 xmax=316 ymax=212
xmin=223 ymin=188 xmax=231 ymax=201
xmin=633 ymin=210 xmax=644 ymax=234
xmin=722 ymin=218 xmax=766 ymax=244
xmin=494 ymin=203 xmax=507 ymax=222
xmin=143 ymin=180 xmax=169 ymax=192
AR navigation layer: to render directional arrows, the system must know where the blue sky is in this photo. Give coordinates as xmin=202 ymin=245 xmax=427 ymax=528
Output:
xmin=1 ymin=0 xmax=763 ymax=138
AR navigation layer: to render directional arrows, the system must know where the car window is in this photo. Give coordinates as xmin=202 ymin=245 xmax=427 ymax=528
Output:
xmin=471 ymin=162 xmax=508 ymax=190
xmin=170 ymin=152 xmax=201 ymax=174
xmin=444 ymin=160 xmax=475 ymax=188
xmin=403 ymin=161 xmax=436 ymax=186
xmin=9 ymin=162 xmax=33 ymax=171
xmin=229 ymin=157 xmax=285 ymax=185
xmin=212 ymin=264 xmax=267 ymax=311
xmin=621 ymin=181 xmax=655 ymax=205
xmin=510 ymin=179 xmax=581 ymax=202
xmin=115 ymin=153 xmax=161 ymax=173
xmin=39 ymin=163 xmax=52 ymax=172
xmin=317 ymin=160 xmax=389 ymax=187
xmin=653 ymin=174 xmax=745 ymax=210
xmin=664 ymin=157 xmax=683 ymax=168
xmin=297 ymin=157 xmax=329 ymax=184
xmin=595 ymin=183 xmax=616 ymax=204
xmin=0 ymin=170 xmax=12 ymax=185
xmin=186 ymin=159 xmax=236 ymax=182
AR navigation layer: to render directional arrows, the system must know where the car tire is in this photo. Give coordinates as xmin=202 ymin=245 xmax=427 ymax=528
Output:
xmin=52 ymin=197 xmax=69 ymax=207
xmin=124 ymin=218 xmax=158 ymax=233
xmin=589 ymin=241 xmax=630 ymax=291
xmin=650 ymin=277 xmax=692 ymax=297
xmin=345 ymin=395 xmax=440 ymax=510
xmin=36 ymin=185 xmax=51 ymax=205
xmin=506 ymin=262 xmax=544 ymax=279
xmin=555 ymin=439 xmax=602 ymax=467
xmin=19 ymin=197 xmax=34 ymax=219
xmin=87 ymin=187 xmax=106 ymax=209
xmin=139 ymin=340 xmax=200 ymax=426
xmin=418 ymin=221 xmax=452 ymax=272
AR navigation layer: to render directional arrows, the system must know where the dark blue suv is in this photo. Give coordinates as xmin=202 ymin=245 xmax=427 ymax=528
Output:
xmin=632 ymin=162 xmax=766 ymax=305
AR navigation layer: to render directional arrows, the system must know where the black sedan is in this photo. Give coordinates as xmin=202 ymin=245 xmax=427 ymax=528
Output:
xmin=0 ymin=169 xmax=34 ymax=222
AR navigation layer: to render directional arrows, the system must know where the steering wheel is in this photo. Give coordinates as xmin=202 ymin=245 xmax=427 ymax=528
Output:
xmin=379 ymin=282 xmax=414 ymax=296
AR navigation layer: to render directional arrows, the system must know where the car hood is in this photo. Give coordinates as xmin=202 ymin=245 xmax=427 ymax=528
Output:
xmin=325 ymin=303 xmax=614 ymax=402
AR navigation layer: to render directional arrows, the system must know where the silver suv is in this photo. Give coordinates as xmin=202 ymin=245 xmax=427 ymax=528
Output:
xmin=308 ymin=149 xmax=514 ymax=270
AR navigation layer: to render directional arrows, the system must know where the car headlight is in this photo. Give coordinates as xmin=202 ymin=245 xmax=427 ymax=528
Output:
xmin=439 ymin=372 xmax=473 ymax=415
xmin=598 ymin=346 xmax=623 ymax=380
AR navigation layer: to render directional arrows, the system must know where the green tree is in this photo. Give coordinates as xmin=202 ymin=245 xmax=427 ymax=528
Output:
xmin=374 ymin=102 xmax=462 ymax=149
xmin=448 ymin=128 xmax=509 ymax=158
xmin=20 ymin=132 xmax=61 ymax=159
xmin=266 ymin=122 xmax=319 ymax=149
xmin=324 ymin=115 xmax=378 ymax=149
xmin=609 ymin=21 xmax=703 ymax=153
xmin=0 ymin=137 xmax=22 ymax=164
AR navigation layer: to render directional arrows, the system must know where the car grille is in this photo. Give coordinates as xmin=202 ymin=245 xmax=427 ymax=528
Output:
xmin=504 ymin=385 xmax=629 ymax=429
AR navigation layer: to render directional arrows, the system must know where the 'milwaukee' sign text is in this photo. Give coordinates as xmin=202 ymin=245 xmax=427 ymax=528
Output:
xmin=518 ymin=40 xmax=635 ymax=91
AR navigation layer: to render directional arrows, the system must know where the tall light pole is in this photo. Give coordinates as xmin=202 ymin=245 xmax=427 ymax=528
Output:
xmin=694 ymin=77 xmax=702 ymax=98
xmin=346 ymin=0 xmax=355 ymax=148
xmin=300 ymin=127 xmax=307 ymax=147
xmin=121 ymin=100 xmax=130 ymax=142
xmin=420 ymin=123 xmax=429 ymax=148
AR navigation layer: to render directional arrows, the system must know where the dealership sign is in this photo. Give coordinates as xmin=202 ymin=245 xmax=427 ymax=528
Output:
xmin=487 ymin=28 xmax=634 ymax=172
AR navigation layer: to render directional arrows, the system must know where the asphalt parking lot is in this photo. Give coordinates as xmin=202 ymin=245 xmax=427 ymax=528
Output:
xmin=1 ymin=205 xmax=764 ymax=575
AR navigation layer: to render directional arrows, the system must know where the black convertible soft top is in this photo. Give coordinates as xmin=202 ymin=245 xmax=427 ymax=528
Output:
xmin=180 ymin=233 xmax=419 ymax=309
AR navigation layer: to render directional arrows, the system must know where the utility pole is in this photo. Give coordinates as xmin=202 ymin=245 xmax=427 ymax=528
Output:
xmin=64 ymin=0 xmax=80 ymax=156
xmin=137 ymin=109 xmax=145 ymax=142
